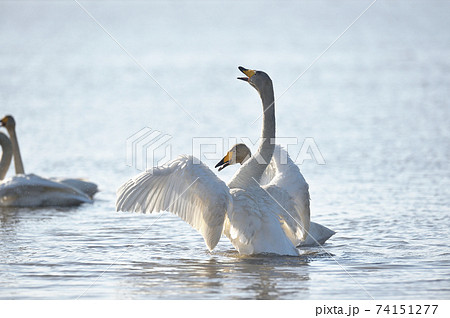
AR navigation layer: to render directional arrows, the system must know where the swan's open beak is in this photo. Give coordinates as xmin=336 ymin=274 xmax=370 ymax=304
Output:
xmin=0 ymin=118 xmax=7 ymax=126
xmin=237 ymin=66 xmax=256 ymax=82
xmin=215 ymin=151 xmax=232 ymax=172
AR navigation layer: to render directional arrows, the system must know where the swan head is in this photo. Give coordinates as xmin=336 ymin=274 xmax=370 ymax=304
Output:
xmin=0 ymin=115 xmax=16 ymax=130
xmin=237 ymin=66 xmax=273 ymax=94
xmin=215 ymin=143 xmax=251 ymax=171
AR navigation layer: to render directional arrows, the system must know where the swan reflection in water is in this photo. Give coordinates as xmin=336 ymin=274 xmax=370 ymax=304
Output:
xmin=119 ymin=248 xmax=314 ymax=299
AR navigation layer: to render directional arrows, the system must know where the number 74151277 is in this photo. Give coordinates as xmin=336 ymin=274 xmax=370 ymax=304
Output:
xmin=376 ymin=305 xmax=438 ymax=315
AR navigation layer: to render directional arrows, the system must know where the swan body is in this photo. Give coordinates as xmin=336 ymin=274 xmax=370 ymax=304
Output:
xmin=218 ymin=143 xmax=334 ymax=248
xmin=0 ymin=174 xmax=92 ymax=207
xmin=116 ymin=154 xmax=299 ymax=256
xmin=224 ymin=186 xmax=299 ymax=255
xmin=0 ymin=115 xmax=96 ymax=207
xmin=117 ymin=66 xmax=330 ymax=256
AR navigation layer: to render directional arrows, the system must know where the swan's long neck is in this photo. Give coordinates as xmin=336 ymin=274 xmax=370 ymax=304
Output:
xmin=7 ymin=127 xmax=25 ymax=175
xmin=257 ymin=86 xmax=276 ymax=170
xmin=0 ymin=133 xmax=13 ymax=180
xmin=229 ymin=83 xmax=275 ymax=188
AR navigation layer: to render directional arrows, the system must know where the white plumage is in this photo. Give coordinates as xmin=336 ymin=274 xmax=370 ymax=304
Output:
xmin=0 ymin=115 xmax=97 ymax=207
xmin=260 ymin=145 xmax=335 ymax=247
xmin=116 ymin=154 xmax=301 ymax=256
xmin=50 ymin=178 xmax=98 ymax=198
xmin=117 ymin=156 xmax=232 ymax=250
xmin=116 ymin=67 xmax=334 ymax=256
xmin=0 ymin=174 xmax=93 ymax=207
xmin=223 ymin=186 xmax=299 ymax=256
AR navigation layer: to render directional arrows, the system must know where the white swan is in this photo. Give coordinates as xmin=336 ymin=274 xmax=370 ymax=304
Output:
xmin=0 ymin=115 xmax=96 ymax=207
xmin=1 ymin=115 xmax=98 ymax=198
xmin=117 ymin=66 xmax=311 ymax=256
xmin=0 ymin=132 xmax=13 ymax=181
xmin=216 ymin=143 xmax=335 ymax=247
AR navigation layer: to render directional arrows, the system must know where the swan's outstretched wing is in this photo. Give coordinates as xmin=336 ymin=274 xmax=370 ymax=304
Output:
xmin=116 ymin=155 xmax=232 ymax=251
xmin=0 ymin=174 xmax=93 ymax=207
xmin=261 ymin=145 xmax=310 ymax=243
xmin=262 ymin=183 xmax=306 ymax=246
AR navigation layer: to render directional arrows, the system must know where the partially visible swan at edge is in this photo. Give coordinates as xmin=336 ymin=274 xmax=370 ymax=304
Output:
xmin=117 ymin=66 xmax=325 ymax=256
xmin=215 ymin=143 xmax=335 ymax=246
xmin=0 ymin=115 xmax=96 ymax=207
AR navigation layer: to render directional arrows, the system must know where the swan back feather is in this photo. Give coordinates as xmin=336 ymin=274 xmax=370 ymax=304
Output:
xmin=0 ymin=174 xmax=93 ymax=207
xmin=224 ymin=187 xmax=299 ymax=256
xmin=260 ymin=145 xmax=311 ymax=244
xmin=50 ymin=178 xmax=98 ymax=198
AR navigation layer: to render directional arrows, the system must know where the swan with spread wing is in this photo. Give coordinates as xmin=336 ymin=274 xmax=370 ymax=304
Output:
xmin=116 ymin=66 xmax=332 ymax=256
xmin=216 ymin=143 xmax=335 ymax=246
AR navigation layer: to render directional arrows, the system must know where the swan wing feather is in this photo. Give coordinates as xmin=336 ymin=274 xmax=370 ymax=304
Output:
xmin=116 ymin=155 xmax=232 ymax=251
xmin=261 ymin=145 xmax=310 ymax=242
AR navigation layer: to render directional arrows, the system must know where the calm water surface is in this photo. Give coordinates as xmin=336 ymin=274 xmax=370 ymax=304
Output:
xmin=0 ymin=1 xmax=449 ymax=299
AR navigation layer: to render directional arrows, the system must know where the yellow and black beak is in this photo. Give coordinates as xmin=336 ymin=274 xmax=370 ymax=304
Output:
xmin=0 ymin=117 xmax=7 ymax=127
xmin=215 ymin=151 xmax=232 ymax=172
xmin=237 ymin=66 xmax=256 ymax=82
